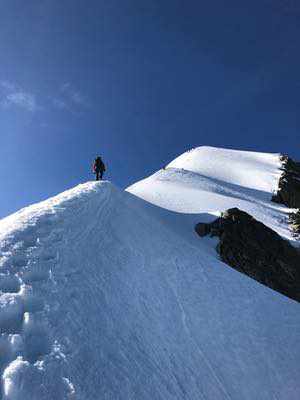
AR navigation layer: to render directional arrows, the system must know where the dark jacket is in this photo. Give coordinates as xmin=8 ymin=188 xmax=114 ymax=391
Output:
xmin=93 ymin=158 xmax=106 ymax=173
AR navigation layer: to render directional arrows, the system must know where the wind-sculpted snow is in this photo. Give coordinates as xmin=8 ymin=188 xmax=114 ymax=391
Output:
xmin=167 ymin=146 xmax=282 ymax=192
xmin=0 ymin=150 xmax=299 ymax=399
xmin=127 ymin=147 xmax=292 ymax=241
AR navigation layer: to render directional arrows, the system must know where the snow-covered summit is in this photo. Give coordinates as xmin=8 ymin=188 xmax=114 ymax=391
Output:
xmin=0 ymin=148 xmax=299 ymax=400
xmin=127 ymin=146 xmax=291 ymax=240
xmin=167 ymin=146 xmax=281 ymax=192
xmin=128 ymin=146 xmax=282 ymax=205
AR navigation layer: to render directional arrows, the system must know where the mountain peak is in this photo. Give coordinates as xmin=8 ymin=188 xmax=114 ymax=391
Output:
xmin=1 ymin=147 xmax=299 ymax=399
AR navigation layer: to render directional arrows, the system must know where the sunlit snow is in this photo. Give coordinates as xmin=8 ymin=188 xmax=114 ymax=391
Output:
xmin=0 ymin=147 xmax=299 ymax=399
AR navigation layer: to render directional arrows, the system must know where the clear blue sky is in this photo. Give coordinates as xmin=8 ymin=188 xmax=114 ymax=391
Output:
xmin=1 ymin=0 xmax=299 ymax=218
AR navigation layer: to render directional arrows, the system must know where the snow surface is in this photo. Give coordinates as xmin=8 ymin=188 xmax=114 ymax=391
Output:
xmin=127 ymin=146 xmax=293 ymax=241
xmin=0 ymin=146 xmax=299 ymax=399
xmin=167 ymin=146 xmax=281 ymax=192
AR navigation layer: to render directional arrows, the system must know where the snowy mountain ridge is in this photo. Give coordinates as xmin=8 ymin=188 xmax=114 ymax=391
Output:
xmin=0 ymin=146 xmax=299 ymax=400
xmin=167 ymin=146 xmax=281 ymax=191
xmin=127 ymin=146 xmax=292 ymax=240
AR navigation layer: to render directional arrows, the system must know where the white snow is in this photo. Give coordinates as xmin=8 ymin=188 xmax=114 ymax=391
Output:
xmin=127 ymin=146 xmax=292 ymax=240
xmin=167 ymin=146 xmax=281 ymax=192
xmin=0 ymin=146 xmax=299 ymax=399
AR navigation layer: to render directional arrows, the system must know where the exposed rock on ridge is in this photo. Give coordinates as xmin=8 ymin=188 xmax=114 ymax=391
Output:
xmin=195 ymin=208 xmax=300 ymax=302
xmin=272 ymin=155 xmax=300 ymax=208
xmin=290 ymin=210 xmax=300 ymax=237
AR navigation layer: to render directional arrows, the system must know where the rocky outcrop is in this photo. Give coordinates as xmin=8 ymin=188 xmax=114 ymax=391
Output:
xmin=289 ymin=210 xmax=300 ymax=237
xmin=271 ymin=155 xmax=300 ymax=238
xmin=195 ymin=208 xmax=300 ymax=302
xmin=272 ymin=155 xmax=300 ymax=208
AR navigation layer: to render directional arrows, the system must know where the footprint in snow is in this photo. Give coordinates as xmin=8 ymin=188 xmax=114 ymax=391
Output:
xmin=22 ymin=312 xmax=51 ymax=363
xmin=22 ymin=266 xmax=50 ymax=285
xmin=3 ymin=254 xmax=28 ymax=272
xmin=0 ymin=274 xmax=21 ymax=294
xmin=0 ymin=294 xmax=24 ymax=334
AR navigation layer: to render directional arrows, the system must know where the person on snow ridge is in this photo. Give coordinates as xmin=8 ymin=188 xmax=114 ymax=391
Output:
xmin=93 ymin=156 xmax=106 ymax=181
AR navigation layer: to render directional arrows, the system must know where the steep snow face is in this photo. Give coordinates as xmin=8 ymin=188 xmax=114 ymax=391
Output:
xmin=127 ymin=146 xmax=292 ymax=240
xmin=0 ymin=180 xmax=300 ymax=400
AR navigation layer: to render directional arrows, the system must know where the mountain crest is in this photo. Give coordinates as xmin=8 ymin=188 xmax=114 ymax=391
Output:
xmin=1 ymin=147 xmax=300 ymax=400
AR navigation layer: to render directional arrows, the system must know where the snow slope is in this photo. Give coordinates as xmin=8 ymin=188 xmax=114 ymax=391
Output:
xmin=0 ymin=147 xmax=299 ymax=399
xmin=167 ymin=146 xmax=281 ymax=192
xmin=127 ymin=146 xmax=293 ymax=240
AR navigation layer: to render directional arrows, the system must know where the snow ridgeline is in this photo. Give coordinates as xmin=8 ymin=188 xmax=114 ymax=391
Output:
xmin=0 ymin=182 xmax=106 ymax=399
xmin=127 ymin=146 xmax=293 ymax=240
xmin=0 ymin=147 xmax=299 ymax=399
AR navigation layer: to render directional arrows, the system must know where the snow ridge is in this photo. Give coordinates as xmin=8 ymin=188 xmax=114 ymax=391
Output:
xmin=0 ymin=182 xmax=111 ymax=399
xmin=167 ymin=146 xmax=281 ymax=191
xmin=0 ymin=148 xmax=299 ymax=400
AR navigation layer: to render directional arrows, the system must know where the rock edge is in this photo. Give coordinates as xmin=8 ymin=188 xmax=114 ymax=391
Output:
xmin=195 ymin=208 xmax=300 ymax=302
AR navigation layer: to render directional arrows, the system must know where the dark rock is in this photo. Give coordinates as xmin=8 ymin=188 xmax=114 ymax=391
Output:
xmin=195 ymin=223 xmax=211 ymax=237
xmin=272 ymin=155 xmax=300 ymax=208
xmin=195 ymin=208 xmax=300 ymax=302
xmin=289 ymin=210 xmax=300 ymax=237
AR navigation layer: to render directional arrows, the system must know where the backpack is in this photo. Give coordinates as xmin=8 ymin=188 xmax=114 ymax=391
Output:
xmin=94 ymin=158 xmax=105 ymax=171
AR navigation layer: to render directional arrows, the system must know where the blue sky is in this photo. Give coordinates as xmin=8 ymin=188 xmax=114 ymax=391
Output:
xmin=1 ymin=0 xmax=300 ymax=218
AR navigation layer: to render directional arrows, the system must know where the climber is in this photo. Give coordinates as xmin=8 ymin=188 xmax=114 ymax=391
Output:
xmin=93 ymin=156 xmax=106 ymax=181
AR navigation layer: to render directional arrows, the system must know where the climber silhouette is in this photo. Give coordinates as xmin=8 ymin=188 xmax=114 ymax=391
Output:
xmin=93 ymin=156 xmax=106 ymax=181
